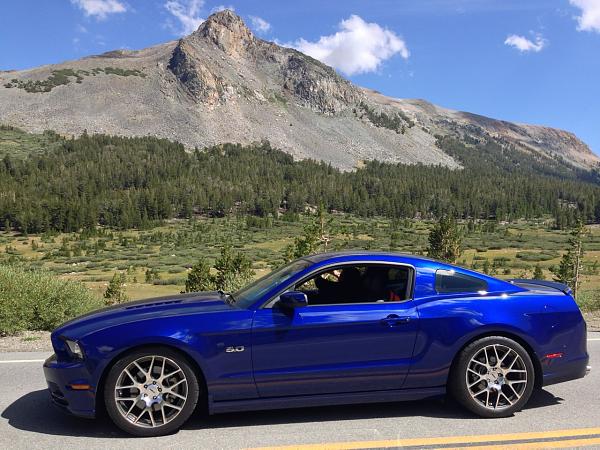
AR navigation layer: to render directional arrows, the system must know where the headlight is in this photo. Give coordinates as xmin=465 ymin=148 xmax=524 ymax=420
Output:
xmin=64 ymin=339 xmax=84 ymax=359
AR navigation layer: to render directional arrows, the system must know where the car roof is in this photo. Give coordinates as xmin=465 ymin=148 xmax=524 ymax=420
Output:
xmin=302 ymin=251 xmax=438 ymax=265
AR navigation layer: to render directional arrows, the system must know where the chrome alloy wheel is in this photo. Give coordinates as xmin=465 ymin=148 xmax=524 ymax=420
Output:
xmin=466 ymin=344 xmax=528 ymax=410
xmin=114 ymin=355 xmax=188 ymax=428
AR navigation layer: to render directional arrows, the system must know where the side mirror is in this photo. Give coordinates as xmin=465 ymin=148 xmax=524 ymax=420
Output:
xmin=277 ymin=291 xmax=308 ymax=309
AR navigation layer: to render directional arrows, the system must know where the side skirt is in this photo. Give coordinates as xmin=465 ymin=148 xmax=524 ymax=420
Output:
xmin=208 ymin=387 xmax=446 ymax=415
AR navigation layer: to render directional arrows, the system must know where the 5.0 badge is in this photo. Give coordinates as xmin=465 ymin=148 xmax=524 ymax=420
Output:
xmin=225 ymin=346 xmax=245 ymax=353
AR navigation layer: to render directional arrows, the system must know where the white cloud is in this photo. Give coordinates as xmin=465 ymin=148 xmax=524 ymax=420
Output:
xmin=211 ymin=5 xmax=234 ymax=13
xmin=249 ymin=15 xmax=271 ymax=33
xmin=569 ymin=0 xmax=600 ymax=33
xmin=165 ymin=0 xmax=205 ymax=36
xmin=291 ymin=15 xmax=409 ymax=76
xmin=70 ymin=0 xmax=127 ymax=20
xmin=504 ymin=34 xmax=546 ymax=52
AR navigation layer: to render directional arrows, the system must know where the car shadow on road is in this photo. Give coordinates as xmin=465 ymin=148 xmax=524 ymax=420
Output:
xmin=1 ymin=390 xmax=129 ymax=438
xmin=2 ymin=388 xmax=563 ymax=437
xmin=194 ymin=388 xmax=563 ymax=430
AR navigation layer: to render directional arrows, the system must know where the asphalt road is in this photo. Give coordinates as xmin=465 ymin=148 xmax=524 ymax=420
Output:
xmin=1 ymin=334 xmax=599 ymax=450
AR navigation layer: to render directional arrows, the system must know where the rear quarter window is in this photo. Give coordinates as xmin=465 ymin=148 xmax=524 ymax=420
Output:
xmin=435 ymin=269 xmax=488 ymax=294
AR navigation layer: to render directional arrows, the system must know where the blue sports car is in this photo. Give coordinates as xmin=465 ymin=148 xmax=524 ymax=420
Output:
xmin=43 ymin=251 xmax=590 ymax=436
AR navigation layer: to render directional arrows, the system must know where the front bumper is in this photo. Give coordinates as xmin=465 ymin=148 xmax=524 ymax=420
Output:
xmin=43 ymin=354 xmax=96 ymax=418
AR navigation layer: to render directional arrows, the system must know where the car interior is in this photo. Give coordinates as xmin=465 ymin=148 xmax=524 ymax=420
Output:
xmin=294 ymin=264 xmax=413 ymax=305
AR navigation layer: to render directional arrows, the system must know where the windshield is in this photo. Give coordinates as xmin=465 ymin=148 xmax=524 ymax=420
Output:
xmin=233 ymin=259 xmax=312 ymax=308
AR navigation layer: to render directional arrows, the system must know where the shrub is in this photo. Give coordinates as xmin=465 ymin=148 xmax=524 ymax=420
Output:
xmin=516 ymin=251 xmax=557 ymax=262
xmin=153 ymin=278 xmax=185 ymax=286
xmin=0 ymin=264 xmax=104 ymax=335
xmin=493 ymin=257 xmax=511 ymax=266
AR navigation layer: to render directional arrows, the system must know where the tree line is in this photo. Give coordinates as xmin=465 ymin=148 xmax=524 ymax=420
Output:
xmin=1 ymin=130 xmax=600 ymax=234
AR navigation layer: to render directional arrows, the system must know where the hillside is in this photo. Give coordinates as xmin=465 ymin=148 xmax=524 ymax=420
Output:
xmin=0 ymin=10 xmax=597 ymax=171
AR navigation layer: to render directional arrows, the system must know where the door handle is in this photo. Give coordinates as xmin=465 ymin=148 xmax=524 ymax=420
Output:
xmin=380 ymin=314 xmax=411 ymax=327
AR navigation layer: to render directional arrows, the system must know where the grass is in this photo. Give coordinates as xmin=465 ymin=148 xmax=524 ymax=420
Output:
xmin=577 ymin=291 xmax=600 ymax=312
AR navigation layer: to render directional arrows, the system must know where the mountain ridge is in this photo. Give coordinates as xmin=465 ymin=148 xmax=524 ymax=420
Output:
xmin=0 ymin=10 xmax=597 ymax=171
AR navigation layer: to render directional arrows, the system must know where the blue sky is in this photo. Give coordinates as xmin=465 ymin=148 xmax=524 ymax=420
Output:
xmin=1 ymin=0 xmax=599 ymax=153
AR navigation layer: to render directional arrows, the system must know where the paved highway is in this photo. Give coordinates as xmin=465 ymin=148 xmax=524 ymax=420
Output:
xmin=1 ymin=333 xmax=599 ymax=449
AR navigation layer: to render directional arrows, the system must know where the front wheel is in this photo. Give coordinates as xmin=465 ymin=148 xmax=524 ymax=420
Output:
xmin=104 ymin=347 xmax=200 ymax=436
xmin=450 ymin=336 xmax=535 ymax=418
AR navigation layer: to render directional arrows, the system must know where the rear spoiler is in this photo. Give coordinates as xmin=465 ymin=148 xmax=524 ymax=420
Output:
xmin=507 ymin=279 xmax=573 ymax=296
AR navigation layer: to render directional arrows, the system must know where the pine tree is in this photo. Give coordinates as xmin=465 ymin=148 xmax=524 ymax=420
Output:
xmin=482 ymin=259 xmax=490 ymax=274
xmin=213 ymin=246 xmax=253 ymax=292
xmin=145 ymin=268 xmax=160 ymax=283
xmin=104 ymin=272 xmax=128 ymax=305
xmin=551 ymin=221 xmax=586 ymax=299
xmin=284 ymin=209 xmax=332 ymax=261
xmin=533 ymin=264 xmax=545 ymax=280
xmin=285 ymin=219 xmax=322 ymax=261
xmin=185 ymin=258 xmax=215 ymax=292
xmin=427 ymin=216 xmax=462 ymax=263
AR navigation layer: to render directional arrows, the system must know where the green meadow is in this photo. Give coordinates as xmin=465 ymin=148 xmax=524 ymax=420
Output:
xmin=2 ymin=214 xmax=599 ymax=306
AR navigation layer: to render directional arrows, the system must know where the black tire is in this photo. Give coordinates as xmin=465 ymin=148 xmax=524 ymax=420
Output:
xmin=104 ymin=346 xmax=200 ymax=437
xmin=449 ymin=336 xmax=535 ymax=418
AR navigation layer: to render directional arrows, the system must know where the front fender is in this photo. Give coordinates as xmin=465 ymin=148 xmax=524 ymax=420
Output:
xmin=79 ymin=309 xmax=257 ymax=405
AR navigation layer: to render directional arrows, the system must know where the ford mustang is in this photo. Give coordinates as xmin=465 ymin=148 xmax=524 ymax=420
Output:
xmin=43 ymin=251 xmax=590 ymax=436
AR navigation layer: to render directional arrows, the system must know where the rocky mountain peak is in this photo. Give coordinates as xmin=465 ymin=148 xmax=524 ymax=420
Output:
xmin=167 ymin=10 xmax=362 ymax=112
xmin=0 ymin=14 xmax=597 ymax=171
xmin=193 ymin=10 xmax=254 ymax=57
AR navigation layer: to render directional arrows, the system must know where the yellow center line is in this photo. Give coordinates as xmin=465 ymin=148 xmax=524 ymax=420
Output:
xmin=446 ymin=436 xmax=600 ymax=449
xmin=250 ymin=427 xmax=600 ymax=450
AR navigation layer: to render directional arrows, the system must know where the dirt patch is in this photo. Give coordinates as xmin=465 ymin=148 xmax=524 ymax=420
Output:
xmin=0 ymin=331 xmax=52 ymax=352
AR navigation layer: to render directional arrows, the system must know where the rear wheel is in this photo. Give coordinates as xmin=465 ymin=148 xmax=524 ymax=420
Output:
xmin=450 ymin=336 xmax=535 ymax=418
xmin=104 ymin=347 xmax=200 ymax=436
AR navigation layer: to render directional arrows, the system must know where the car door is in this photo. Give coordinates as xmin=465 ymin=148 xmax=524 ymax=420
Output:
xmin=251 ymin=264 xmax=419 ymax=398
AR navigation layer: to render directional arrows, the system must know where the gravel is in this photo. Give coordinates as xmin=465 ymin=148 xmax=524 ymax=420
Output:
xmin=0 ymin=331 xmax=52 ymax=353
xmin=584 ymin=311 xmax=600 ymax=331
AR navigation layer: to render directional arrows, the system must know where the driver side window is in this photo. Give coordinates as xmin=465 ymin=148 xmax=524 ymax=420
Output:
xmin=294 ymin=264 xmax=412 ymax=306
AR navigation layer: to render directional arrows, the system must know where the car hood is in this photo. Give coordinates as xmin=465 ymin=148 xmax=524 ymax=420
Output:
xmin=54 ymin=291 xmax=233 ymax=339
